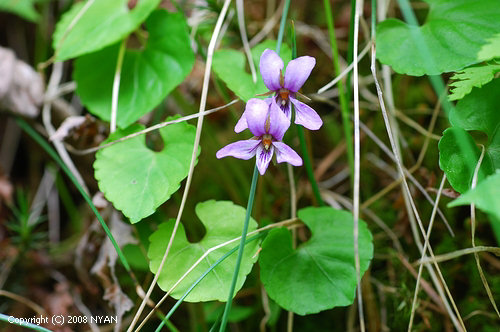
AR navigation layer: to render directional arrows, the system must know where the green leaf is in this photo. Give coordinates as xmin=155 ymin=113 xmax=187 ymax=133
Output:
xmin=212 ymin=40 xmax=291 ymax=102
xmin=478 ymin=32 xmax=500 ymax=61
xmin=259 ymin=207 xmax=373 ymax=315
xmin=449 ymin=172 xmax=500 ymax=221
xmin=52 ymin=0 xmax=161 ymax=61
xmin=93 ymin=118 xmax=198 ymax=223
xmin=449 ymin=64 xmax=500 ymax=101
xmin=0 ymin=0 xmax=39 ymax=22
xmin=376 ymin=0 xmax=500 ymax=76
xmin=74 ymin=10 xmax=194 ymax=129
xmin=438 ymin=128 xmax=493 ymax=194
xmin=148 ymin=201 xmax=259 ymax=302
xmin=439 ymin=79 xmax=500 ymax=193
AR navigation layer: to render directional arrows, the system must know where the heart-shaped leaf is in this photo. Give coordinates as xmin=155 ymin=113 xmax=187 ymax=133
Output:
xmin=212 ymin=40 xmax=291 ymax=102
xmin=439 ymin=79 xmax=500 ymax=193
xmin=0 ymin=0 xmax=39 ymax=22
xmin=93 ymin=118 xmax=198 ymax=223
xmin=52 ymin=0 xmax=160 ymax=61
xmin=448 ymin=63 xmax=500 ymax=101
xmin=148 ymin=200 xmax=259 ymax=302
xmin=259 ymin=207 xmax=373 ymax=315
xmin=376 ymin=0 xmax=500 ymax=76
xmin=449 ymin=172 xmax=500 ymax=221
xmin=74 ymin=10 xmax=194 ymax=129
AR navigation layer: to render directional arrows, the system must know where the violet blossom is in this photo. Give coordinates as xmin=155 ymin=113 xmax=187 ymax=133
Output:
xmin=235 ymin=49 xmax=322 ymax=133
xmin=217 ymin=98 xmax=302 ymax=175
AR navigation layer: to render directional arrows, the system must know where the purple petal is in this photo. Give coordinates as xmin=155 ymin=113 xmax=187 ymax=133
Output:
xmin=256 ymin=145 xmax=274 ymax=175
xmin=246 ymin=98 xmax=269 ymax=137
xmin=290 ymin=97 xmax=323 ymax=130
xmin=284 ymin=56 xmax=316 ymax=92
xmin=234 ymin=111 xmax=248 ymax=133
xmin=260 ymin=49 xmax=284 ymax=91
xmin=273 ymin=142 xmax=303 ymax=166
xmin=216 ymin=139 xmax=260 ymax=160
xmin=268 ymin=100 xmax=290 ymax=141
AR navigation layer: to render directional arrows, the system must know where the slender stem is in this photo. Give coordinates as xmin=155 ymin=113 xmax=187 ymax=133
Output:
xmin=345 ymin=0 xmax=356 ymax=101
xmin=275 ymin=0 xmax=291 ymax=55
xmin=219 ymin=166 xmax=259 ymax=332
xmin=323 ymin=0 xmax=354 ymax=186
xmin=110 ymin=38 xmax=126 ymax=133
xmin=297 ymin=126 xmax=324 ymax=205
xmin=15 ymin=118 xmax=133 ymax=274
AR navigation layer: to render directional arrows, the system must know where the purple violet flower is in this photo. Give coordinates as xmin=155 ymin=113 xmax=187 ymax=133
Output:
xmin=235 ymin=49 xmax=322 ymax=133
xmin=217 ymin=98 xmax=302 ymax=175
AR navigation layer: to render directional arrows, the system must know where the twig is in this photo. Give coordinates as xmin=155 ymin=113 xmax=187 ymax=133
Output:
xmin=236 ymin=0 xmax=257 ymax=83
xmin=352 ymin=0 xmax=365 ymax=330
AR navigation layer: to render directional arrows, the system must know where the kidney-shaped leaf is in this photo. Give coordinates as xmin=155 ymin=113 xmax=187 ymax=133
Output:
xmin=52 ymin=0 xmax=160 ymax=61
xmin=148 ymin=200 xmax=259 ymax=302
xmin=93 ymin=118 xmax=198 ymax=223
xmin=259 ymin=207 xmax=373 ymax=315
xmin=74 ymin=10 xmax=194 ymax=129
xmin=439 ymin=79 xmax=500 ymax=193
xmin=212 ymin=40 xmax=291 ymax=102
xmin=376 ymin=0 xmax=500 ymax=76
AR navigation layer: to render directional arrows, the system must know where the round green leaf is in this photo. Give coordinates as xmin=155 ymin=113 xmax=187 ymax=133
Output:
xmin=259 ymin=207 xmax=374 ymax=315
xmin=74 ymin=10 xmax=194 ymax=129
xmin=376 ymin=0 xmax=500 ymax=76
xmin=449 ymin=172 xmax=500 ymax=221
xmin=52 ymin=0 xmax=160 ymax=61
xmin=438 ymin=127 xmax=494 ymax=194
xmin=148 ymin=200 xmax=259 ymax=302
xmin=212 ymin=40 xmax=291 ymax=102
xmin=93 ymin=119 xmax=198 ymax=223
xmin=439 ymin=79 xmax=500 ymax=193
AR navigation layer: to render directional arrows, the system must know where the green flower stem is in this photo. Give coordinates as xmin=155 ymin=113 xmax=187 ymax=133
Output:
xmin=219 ymin=165 xmax=259 ymax=332
xmin=323 ymin=0 xmax=354 ymax=186
xmin=0 ymin=313 xmax=52 ymax=332
xmin=155 ymin=233 xmax=263 ymax=332
xmin=275 ymin=0 xmax=291 ymax=56
xmin=290 ymin=21 xmax=324 ymax=206
xmin=297 ymin=126 xmax=324 ymax=206
xmin=15 ymin=118 xmax=134 ymax=277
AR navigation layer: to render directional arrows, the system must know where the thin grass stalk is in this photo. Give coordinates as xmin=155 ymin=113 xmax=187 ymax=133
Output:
xmin=323 ymin=0 xmax=354 ymax=184
xmin=219 ymin=166 xmax=259 ymax=331
xmin=352 ymin=0 xmax=365 ymax=330
xmin=110 ymin=38 xmax=127 ymax=133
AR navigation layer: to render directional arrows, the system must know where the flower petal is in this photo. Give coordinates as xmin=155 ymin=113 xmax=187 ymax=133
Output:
xmin=273 ymin=142 xmax=303 ymax=166
xmin=260 ymin=49 xmax=284 ymax=91
xmin=216 ymin=139 xmax=260 ymax=160
xmin=268 ymin=100 xmax=290 ymax=141
xmin=246 ymin=98 xmax=269 ymax=137
xmin=256 ymin=145 xmax=274 ymax=175
xmin=290 ymin=97 xmax=323 ymax=130
xmin=234 ymin=110 xmax=248 ymax=133
xmin=284 ymin=56 xmax=316 ymax=92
